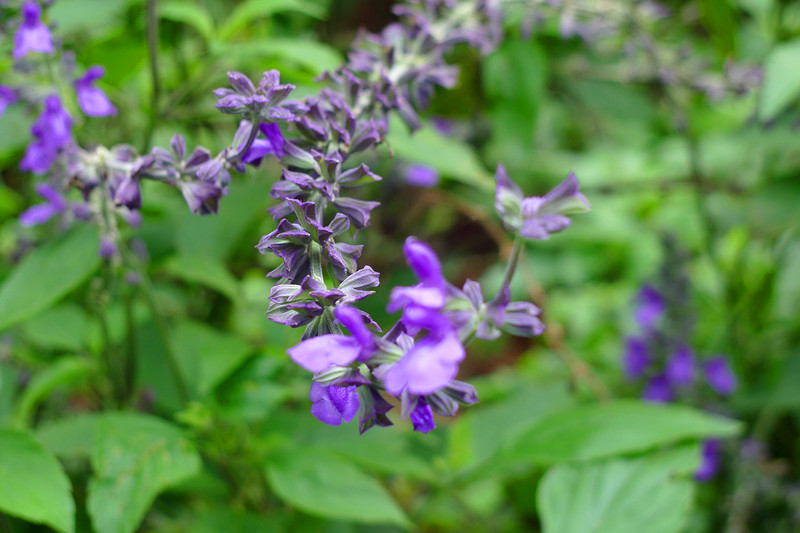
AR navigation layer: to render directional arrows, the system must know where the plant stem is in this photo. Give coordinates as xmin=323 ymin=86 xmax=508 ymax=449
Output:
xmin=143 ymin=0 xmax=161 ymax=151
xmin=499 ymin=234 xmax=524 ymax=290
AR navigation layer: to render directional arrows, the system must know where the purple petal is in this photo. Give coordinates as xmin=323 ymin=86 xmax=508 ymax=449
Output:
xmin=665 ymin=345 xmax=695 ymax=386
xmin=642 ymin=374 xmax=673 ymax=403
xmin=704 ymin=356 xmax=737 ymax=396
xmin=288 ymin=334 xmax=362 ymax=372
xmin=695 ymin=439 xmax=722 ymax=482
xmin=635 ymin=285 xmax=664 ymax=330
xmin=402 ymin=237 xmax=445 ymax=288
xmin=623 ymin=337 xmax=650 ymax=379
xmin=19 ymin=203 xmax=59 ymax=226
xmin=384 ymin=331 xmax=465 ymax=396
xmin=410 ymin=398 xmax=436 ymax=433
xmin=309 ymin=382 xmax=360 ymax=426
xmin=404 ymin=164 xmax=439 ymax=187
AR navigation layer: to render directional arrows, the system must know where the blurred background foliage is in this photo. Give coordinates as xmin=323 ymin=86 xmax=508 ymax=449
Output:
xmin=1 ymin=0 xmax=800 ymax=531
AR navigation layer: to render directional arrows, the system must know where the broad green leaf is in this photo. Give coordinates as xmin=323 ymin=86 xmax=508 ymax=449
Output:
xmin=0 ymin=107 xmax=33 ymax=161
xmin=219 ymin=0 xmax=325 ymax=40
xmin=20 ymin=303 xmax=90 ymax=351
xmin=759 ymin=39 xmax=800 ymax=121
xmin=0 ymin=226 xmax=100 ymax=332
xmin=265 ymin=447 xmax=410 ymax=527
xmin=49 ymin=0 xmax=131 ymax=35
xmin=159 ymin=2 xmax=216 ymax=42
xmin=538 ymin=446 xmax=699 ymax=533
xmin=36 ymin=413 xmax=99 ymax=459
xmin=211 ymin=38 xmax=342 ymax=75
xmin=173 ymin=321 xmax=253 ymax=397
xmin=87 ymin=413 xmax=202 ymax=533
xmin=0 ymin=429 xmax=75 ymax=533
xmin=13 ymin=357 xmax=94 ymax=428
xmin=698 ymin=0 xmax=736 ymax=57
xmin=497 ymin=400 xmax=740 ymax=466
xmin=183 ymin=508 xmax=285 ymax=533
xmin=387 ymin=116 xmax=493 ymax=191
xmin=160 ymin=254 xmax=241 ymax=302
xmin=0 ymin=364 xmax=19 ymax=424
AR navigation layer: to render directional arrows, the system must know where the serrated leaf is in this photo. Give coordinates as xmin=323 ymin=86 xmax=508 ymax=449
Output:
xmin=87 ymin=413 xmax=202 ymax=533
xmin=265 ymin=447 xmax=410 ymax=527
xmin=160 ymin=1 xmax=215 ymax=42
xmin=0 ymin=226 xmax=100 ymax=332
xmin=759 ymin=39 xmax=800 ymax=121
xmin=538 ymin=446 xmax=699 ymax=533
xmin=496 ymin=400 xmax=740 ymax=467
xmin=0 ymin=429 xmax=75 ymax=533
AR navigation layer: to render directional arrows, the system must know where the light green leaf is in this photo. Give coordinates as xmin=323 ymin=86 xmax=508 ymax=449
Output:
xmin=219 ymin=0 xmax=325 ymax=40
xmin=87 ymin=413 xmax=202 ymax=533
xmin=0 ymin=429 xmax=75 ymax=533
xmin=265 ymin=447 xmax=410 ymax=527
xmin=387 ymin=116 xmax=494 ymax=191
xmin=48 ymin=0 xmax=131 ymax=35
xmin=0 ymin=107 xmax=33 ymax=161
xmin=20 ymin=303 xmax=90 ymax=351
xmin=160 ymin=254 xmax=241 ymax=302
xmin=160 ymin=2 xmax=215 ymax=42
xmin=173 ymin=321 xmax=253 ymax=397
xmin=211 ymin=38 xmax=342 ymax=75
xmin=0 ymin=226 xmax=100 ymax=332
xmin=538 ymin=446 xmax=699 ymax=533
xmin=497 ymin=400 xmax=740 ymax=466
xmin=759 ymin=39 xmax=800 ymax=121
xmin=36 ymin=413 xmax=99 ymax=459
xmin=13 ymin=357 xmax=94 ymax=428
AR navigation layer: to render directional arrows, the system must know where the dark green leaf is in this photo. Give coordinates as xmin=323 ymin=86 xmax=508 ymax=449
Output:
xmin=160 ymin=1 xmax=216 ymax=42
xmin=20 ymin=303 xmax=90 ymax=351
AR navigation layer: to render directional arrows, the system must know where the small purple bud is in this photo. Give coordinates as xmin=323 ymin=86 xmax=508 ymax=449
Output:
xmin=404 ymin=164 xmax=439 ymax=187
xmin=695 ymin=439 xmax=721 ymax=482
xmin=623 ymin=337 xmax=650 ymax=379
xmin=75 ymin=65 xmax=117 ymax=117
xmin=99 ymin=236 xmax=118 ymax=259
xmin=410 ymin=398 xmax=436 ymax=433
xmin=642 ymin=374 xmax=673 ymax=403
xmin=704 ymin=356 xmax=737 ymax=396
xmin=665 ymin=345 xmax=694 ymax=386
xmin=635 ymin=285 xmax=664 ymax=330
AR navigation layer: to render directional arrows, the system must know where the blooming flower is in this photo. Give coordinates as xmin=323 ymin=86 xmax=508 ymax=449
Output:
xmin=75 ymin=66 xmax=117 ymax=117
xmin=704 ymin=356 xmax=737 ymax=396
xmin=13 ymin=1 xmax=54 ymax=60
xmin=309 ymin=382 xmax=360 ymax=426
xmin=494 ymin=164 xmax=590 ymax=240
xmin=383 ymin=330 xmax=464 ymax=396
xmin=19 ymin=184 xmax=66 ymax=226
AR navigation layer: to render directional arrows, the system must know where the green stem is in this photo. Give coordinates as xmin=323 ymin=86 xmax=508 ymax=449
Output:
xmin=309 ymin=241 xmax=325 ymax=283
xmin=499 ymin=235 xmax=524 ymax=290
xmin=143 ymin=0 xmax=161 ymax=151
xmin=119 ymin=245 xmax=191 ymax=404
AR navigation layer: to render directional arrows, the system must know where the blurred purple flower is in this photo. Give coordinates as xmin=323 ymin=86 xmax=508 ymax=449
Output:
xmin=665 ymin=345 xmax=695 ymax=386
xmin=643 ymin=374 xmax=673 ymax=403
xmin=99 ymin=236 xmax=118 ymax=259
xmin=404 ymin=164 xmax=439 ymax=187
xmin=695 ymin=439 xmax=721 ymax=482
xmin=243 ymin=122 xmax=285 ymax=165
xmin=384 ymin=330 xmax=464 ymax=396
xmin=19 ymin=184 xmax=66 ymax=226
xmin=75 ymin=66 xmax=117 ymax=117
xmin=623 ymin=336 xmax=650 ymax=379
xmin=635 ymin=285 xmax=664 ymax=330
xmin=309 ymin=382 xmax=360 ymax=426
xmin=704 ymin=356 xmax=737 ymax=396
xmin=13 ymin=1 xmax=53 ymax=60
xmin=0 ymin=86 xmax=18 ymax=117
xmin=21 ymin=95 xmax=72 ymax=174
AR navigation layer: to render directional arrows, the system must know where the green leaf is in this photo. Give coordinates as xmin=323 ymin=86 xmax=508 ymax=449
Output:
xmin=759 ymin=39 xmax=800 ymax=121
xmin=0 ymin=226 xmax=100 ymax=332
xmin=538 ymin=446 xmax=699 ymax=533
xmin=265 ymin=447 xmax=410 ymax=527
xmin=87 ymin=413 xmax=202 ymax=533
xmin=13 ymin=357 xmax=94 ymax=428
xmin=20 ymin=303 xmax=90 ymax=351
xmin=160 ymin=254 xmax=241 ymax=302
xmin=48 ymin=0 xmax=132 ymax=35
xmin=36 ymin=413 xmax=99 ymax=459
xmin=219 ymin=0 xmax=325 ymax=40
xmin=211 ymin=38 xmax=342 ymax=75
xmin=173 ymin=321 xmax=253 ymax=397
xmin=0 ymin=429 xmax=75 ymax=533
xmin=0 ymin=364 xmax=19 ymax=425
xmin=0 ymin=107 xmax=33 ymax=161
xmin=387 ymin=116 xmax=494 ymax=191
xmin=160 ymin=1 xmax=216 ymax=42
xmin=497 ymin=400 xmax=740 ymax=466
xmin=697 ymin=0 xmax=736 ymax=57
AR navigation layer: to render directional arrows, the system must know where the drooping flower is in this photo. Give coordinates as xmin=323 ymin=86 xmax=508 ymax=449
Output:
xmin=19 ymin=183 xmax=66 ymax=226
xmin=704 ymin=356 xmax=737 ymax=396
xmin=495 ymin=164 xmax=590 ymax=240
xmin=13 ymin=1 xmax=54 ymax=60
xmin=309 ymin=382 xmax=360 ymax=426
xmin=665 ymin=345 xmax=694 ymax=386
xmin=635 ymin=285 xmax=665 ymax=330
xmin=75 ymin=66 xmax=117 ymax=117
xmin=695 ymin=439 xmax=721 ymax=482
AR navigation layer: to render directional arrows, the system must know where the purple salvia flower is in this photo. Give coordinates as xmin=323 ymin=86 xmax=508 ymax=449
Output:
xmin=642 ymin=373 xmax=673 ymax=403
xmin=495 ymin=165 xmax=590 ymax=240
xmin=704 ymin=356 xmax=737 ymax=396
xmin=358 ymin=387 xmax=394 ymax=434
xmin=35 ymin=95 xmax=72 ymax=149
xmin=13 ymin=1 xmax=54 ymax=60
xmin=410 ymin=398 xmax=436 ymax=433
xmin=404 ymin=164 xmax=439 ymax=187
xmin=383 ymin=330 xmax=465 ymax=396
xmin=19 ymin=183 xmax=66 ymax=226
xmin=179 ymin=179 xmax=224 ymax=215
xmin=623 ymin=336 xmax=650 ymax=379
xmin=388 ymin=237 xmax=448 ymax=323
xmin=635 ymin=285 xmax=664 ymax=330
xmin=20 ymin=131 xmax=58 ymax=175
xmin=75 ymin=66 xmax=117 ymax=117
xmin=665 ymin=345 xmax=695 ymax=386
xmin=99 ymin=236 xmax=118 ymax=259
xmin=695 ymin=439 xmax=722 ymax=482
xmin=0 ymin=86 xmax=18 ymax=117
xmin=309 ymin=382 xmax=360 ymax=426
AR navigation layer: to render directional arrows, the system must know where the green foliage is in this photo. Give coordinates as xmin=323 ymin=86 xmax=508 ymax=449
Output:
xmin=759 ymin=39 xmax=800 ymax=120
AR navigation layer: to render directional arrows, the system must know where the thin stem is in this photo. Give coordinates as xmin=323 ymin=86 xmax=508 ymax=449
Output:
xmin=143 ymin=0 xmax=161 ymax=151
xmin=119 ymin=244 xmax=191 ymax=404
xmin=499 ymin=235 xmax=524 ymax=290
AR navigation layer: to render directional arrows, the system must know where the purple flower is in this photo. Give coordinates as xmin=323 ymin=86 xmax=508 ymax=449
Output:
xmin=214 ymin=70 xmax=300 ymax=122
xmin=0 ymin=86 xmax=18 ymax=117
xmin=99 ymin=236 xmax=118 ymax=259
xmin=404 ymin=164 xmax=439 ymax=187
xmin=623 ymin=336 xmax=650 ymax=379
xmin=383 ymin=330 xmax=465 ymax=396
xmin=635 ymin=285 xmax=664 ymax=330
xmin=179 ymin=179 xmax=224 ymax=215
xmin=242 ymin=122 xmax=285 ymax=165
xmin=20 ymin=130 xmax=58 ymax=175
xmin=19 ymin=183 xmax=66 ymax=226
xmin=13 ymin=1 xmax=53 ymax=60
xmin=494 ymin=165 xmax=590 ymax=240
xmin=358 ymin=387 xmax=394 ymax=434
xmin=642 ymin=374 xmax=673 ymax=403
xmin=704 ymin=356 xmax=737 ymax=396
xmin=75 ymin=66 xmax=117 ymax=117
xmin=410 ymin=398 xmax=436 ymax=433
xmin=695 ymin=439 xmax=721 ymax=482
xmin=35 ymin=95 xmax=72 ymax=149
xmin=665 ymin=345 xmax=695 ymax=387
xmin=309 ymin=382 xmax=360 ymax=426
